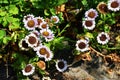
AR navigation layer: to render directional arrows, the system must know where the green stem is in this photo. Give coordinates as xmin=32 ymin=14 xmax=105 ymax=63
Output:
xmin=56 ymin=23 xmax=70 ymax=37
xmin=106 ymin=47 xmax=120 ymax=50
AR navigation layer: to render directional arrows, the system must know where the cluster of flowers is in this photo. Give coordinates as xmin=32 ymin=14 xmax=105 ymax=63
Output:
xmin=19 ymin=14 xmax=68 ymax=77
xmin=76 ymin=0 xmax=120 ymax=52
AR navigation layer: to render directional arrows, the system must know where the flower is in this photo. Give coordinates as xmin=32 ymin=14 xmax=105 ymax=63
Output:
xmin=22 ymin=64 xmax=35 ymax=76
xmin=82 ymin=18 xmax=95 ymax=30
xmin=108 ymin=0 xmax=120 ymax=12
xmin=36 ymin=60 xmax=46 ymax=70
xmin=30 ymin=30 xmax=40 ymax=37
xmin=39 ymin=21 xmax=49 ymax=29
xmin=76 ymin=39 xmax=89 ymax=52
xmin=97 ymin=2 xmax=108 ymax=14
xmin=36 ymin=45 xmax=53 ymax=61
xmin=35 ymin=16 xmax=44 ymax=27
xmin=45 ymin=33 xmax=54 ymax=42
xmin=50 ymin=16 xmax=60 ymax=23
xmin=55 ymin=59 xmax=67 ymax=72
xmin=23 ymin=14 xmax=34 ymax=23
xmin=40 ymin=29 xmax=54 ymax=41
xmin=19 ymin=39 xmax=29 ymax=51
xmin=25 ymin=33 xmax=39 ymax=48
xmin=24 ymin=18 xmax=37 ymax=30
xmin=33 ymin=40 xmax=42 ymax=51
xmin=97 ymin=32 xmax=110 ymax=45
xmin=85 ymin=8 xmax=98 ymax=20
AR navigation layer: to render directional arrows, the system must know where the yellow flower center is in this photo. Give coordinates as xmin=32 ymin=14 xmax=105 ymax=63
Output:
xmin=42 ymin=31 xmax=49 ymax=37
xmin=39 ymin=48 xmax=48 ymax=55
xmin=42 ymin=23 xmax=47 ymax=29
xmin=27 ymin=20 xmax=35 ymax=28
xmin=88 ymin=11 xmax=95 ymax=18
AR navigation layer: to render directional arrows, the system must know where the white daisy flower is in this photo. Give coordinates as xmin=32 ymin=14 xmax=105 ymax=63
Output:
xmin=83 ymin=18 xmax=95 ymax=30
xmin=35 ymin=16 xmax=44 ymax=27
xmin=97 ymin=32 xmax=110 ymax=45
xmin=45 ymin=33 xmax=54 ymax=42
xmin=25 ymin=33 xmax=39 ymax=48
xmin=85 ymin=8 xmax=98 ymax=20
xmin=30 ymin=30 xmax=40 ymax=37
xmin=33 ymin=40 xmax=42 ymax=51
xmin=55 ymin=59 xmax=67 ymax=72
xmin=24 ymin=18 xmax=37 ymax=30
xmin=36 ymin=45 xmax=53 ymax=61
xmin=76 ymin=39 xmax=89 ymax=52
xmin=19 ymin=39 xmax=29 ymax=51
xmin=40 ymin=29 xmax=54 ymax=39
xmin=23 ymin=14 xmax=34 ymax=23
xmin=108 ymin=0 xmax=120 ymax=12
xmin=22 ymin=64 xmax=35 ymax=76
xmin=39 ymin=21 xmax=49 ymax=29
xmin=50 ymin=16 xmax=60 ymax=23
xmin=44 ymin=47 xmax=53 ymax=61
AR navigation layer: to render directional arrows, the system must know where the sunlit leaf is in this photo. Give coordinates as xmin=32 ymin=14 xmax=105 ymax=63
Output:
xmin=0 ymin=30 xmax=6 ymax=39
xmin=9 ymin=5 xmax=18 ymax=15
xmin=3 ymin=36 xmax=11 ymax=44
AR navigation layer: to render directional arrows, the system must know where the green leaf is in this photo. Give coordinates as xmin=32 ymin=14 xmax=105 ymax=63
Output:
xmin=82 ymin=0 xmax=88 ymax=6
xmin=3 ymin=36 xmax=11 ymax=44
xmin=9 ymin=22 xmax=20 ymax=31
xmin=85 ymin=32 xmax=94 ymax=38
xmin=44 ymin=9 xmax=50 ymax=16
xmin=0 ymin=30 xmax=6 ymax=39
xmin=0 ymin=0 xmax=8 ymax=4
xmin=9 ymin=5 xmax=18 ymax=15
xmin=104 ymin=25 xmax=110 ymax=32
xmin=0 ymin=10 xmax=6 ymax=16
xmin=50 ymin=8 xmax=56 ymax=15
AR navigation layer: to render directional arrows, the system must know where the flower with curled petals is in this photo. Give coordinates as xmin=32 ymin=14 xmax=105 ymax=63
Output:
xmin=50 ymin=15 xmax=60 ymax=23
xmin=23 ymin=14 xmax=34 ymax=23
xmin=25 ymin=33 xmax=39 ymax=48
xmin=39 ymin=21 xmax=49 ymax=29
xmin=24 ymin=18 xmax=37 ymax=30
xmin=35 ymin=16 xmax=44 ymax=27
xmin=40 ymin=29 xmax=54 ymax=41
xmin=55 ymin=59 xmax=67 ymax=72
xmin=108 ymin=0 xmax=120 ymax=12
xmin=97 ymin=32 xmax=110 ymax=45
xmin=76 ymin=39 xmax=89 ymax=52
xmin=36 ymin=45 xmax=53 ymax=61
xmin=22 ymin=64 xmax=35 ymax=76
xmin=19 ymin=39 xmax=29 ymax=51
xmin=83 ymin=18 xmax=95 ymax=30
xmin=85 ymin=8 xmax=98 ymax=20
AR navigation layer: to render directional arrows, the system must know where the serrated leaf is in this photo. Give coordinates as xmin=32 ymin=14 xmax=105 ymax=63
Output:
xmin=3 ymin=36 xmax=11 ymax=44
xmin=9 ymin=22 xmax=20 ymax=31
xmin=0 ymin=30 xmax=6 ymax=39
xmin=9 ymin=5 xmax=18 ymax=15
xmin=0 ymin=10 xmax=6 ymax=16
